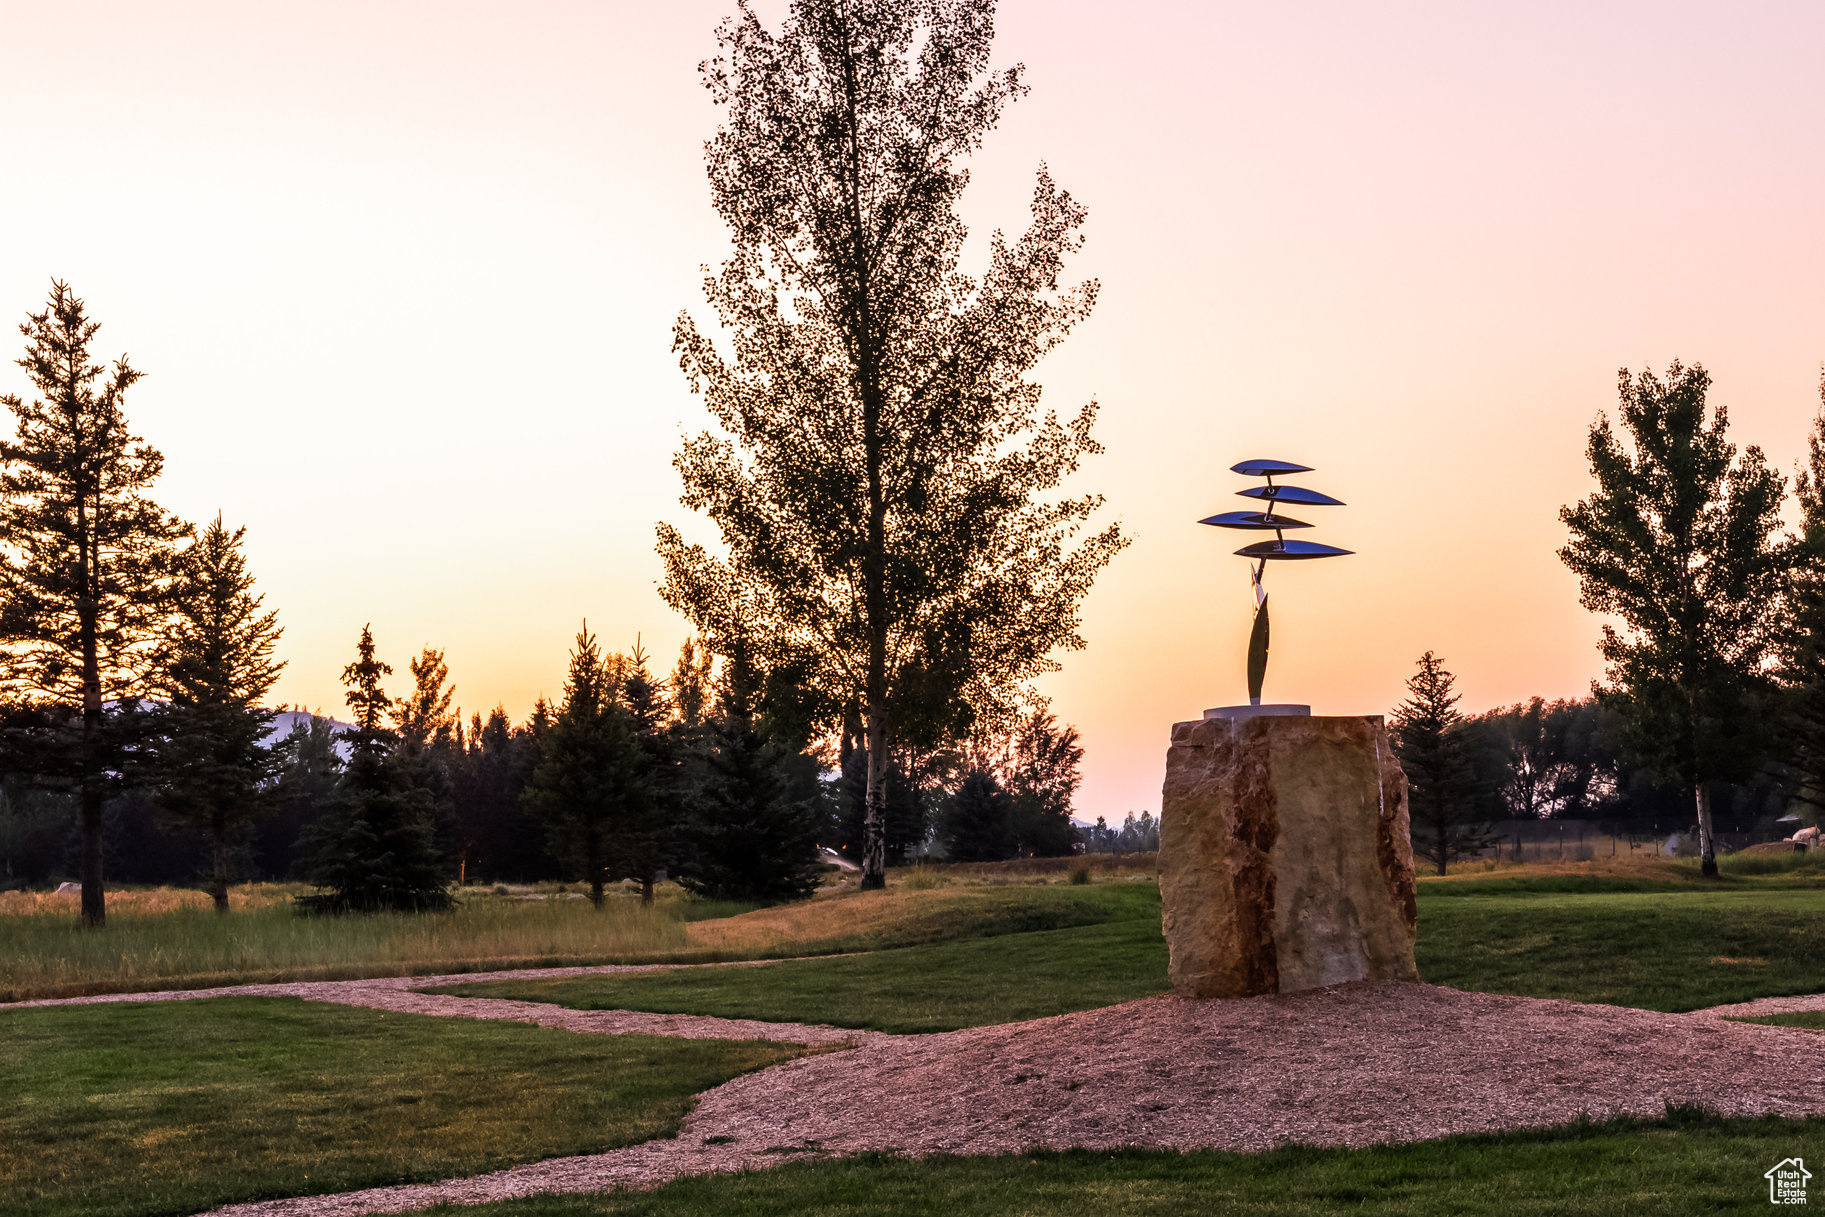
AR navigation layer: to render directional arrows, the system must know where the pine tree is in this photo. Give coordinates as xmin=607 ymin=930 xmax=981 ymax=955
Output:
xmin=521 ymin=625 xmax=646 ymax=906
xmin=298 ymin=627 xmax=451 ymax=913
xmin=258 ymin=711 xmax=343 ymax=878
xmin=676 ymin=649 xmax=824 ymax=903
xmin=941 ymin=768 xmax=1015 ymax=862
xmin=145 ymin=515 xmax=285 ymax=912
xmin=392 ymin=646 xmax=458 ymax=866
xmin=615 ymin=640 xmax=675 ymax=904
xmin=1391 ymin=652 xmax=1493 ymax=876
xmin=0 ymin=282 xmax=189 ymax=926
xmin=1002 ymin=707 xmax=1082 ymax=857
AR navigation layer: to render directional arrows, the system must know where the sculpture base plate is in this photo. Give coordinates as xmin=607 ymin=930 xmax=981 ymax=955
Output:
xmin=1204 ymin=704 xmax=1310 ymax=722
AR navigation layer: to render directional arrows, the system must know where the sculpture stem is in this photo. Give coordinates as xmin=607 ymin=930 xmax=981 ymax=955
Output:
xmin=1247 ymin=593 xmax=1270 ymax=705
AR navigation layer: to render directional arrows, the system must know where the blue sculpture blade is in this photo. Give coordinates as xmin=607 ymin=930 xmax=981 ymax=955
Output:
xmin=1230 ymin=459 xmax=1314 ymax=477
xmin=1199 ymin=510 xmax=1313 ymax=531
xmin=1233 ymin=539 xmax=1354 ymax=560
xmin=1237 ymin=484 xmax=1345 ymax=507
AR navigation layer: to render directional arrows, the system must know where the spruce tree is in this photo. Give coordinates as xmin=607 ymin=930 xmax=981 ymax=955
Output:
xmin=392 ymin=646 xmax=459 ymax=867
xmin=0 ymin=282 xmax=188 ymax=925
xmin=259 ymin=711 xmax=343 ymax=878
xmin=941 ymin=768 xmax=1015 ymax=862
xmin=521 ymin=625 xmax=646 ymax=906
xmin=298 ymin=627 xmax=451 ymax=913
xmin=615 ymin=641 xmax=675 ymax=904
xmin=1003 ymin=707 xmax=1083 ymax=857
xmin=676 ymin=650 xmax=824 ymax=903
xmin=1560 ymin=362 xmax=1789 ymax=876
xmin=1391 ymin=652 xmax=1493 ymax=876
xmin=145 ymin=515 xmax=285 ymax=912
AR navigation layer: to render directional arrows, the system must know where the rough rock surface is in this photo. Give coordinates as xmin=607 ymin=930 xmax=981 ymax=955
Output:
xmin=1160 ymin=714 xmax=1418 ymax=997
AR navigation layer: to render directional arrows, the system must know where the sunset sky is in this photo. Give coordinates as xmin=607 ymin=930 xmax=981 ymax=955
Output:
xmin=2 ymin=1 xmax=1822 ymax=822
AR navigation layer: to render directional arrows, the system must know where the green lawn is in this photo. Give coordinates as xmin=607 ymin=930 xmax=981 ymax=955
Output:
xmin=1415 ymin=888 xmax=1825 ymax=1012
xmin=426 ymin=1109 xmax=1825 ymax=1217
xmin=0 ymin=997 xmax=804 ymax=1217
xmin=441 ymin=882 xmax=1825 ymax=1029
xmin=435 ymin=885 xmax=1168 ymax=1033
xmin=1734 ymin=1009 xmax=1825 ymax=1030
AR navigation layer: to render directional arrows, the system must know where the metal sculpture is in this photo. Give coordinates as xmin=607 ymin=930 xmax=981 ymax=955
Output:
xmin=1200 ymin=460 xmax=1351 ymax=706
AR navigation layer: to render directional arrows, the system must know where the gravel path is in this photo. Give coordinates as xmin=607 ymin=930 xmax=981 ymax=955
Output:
xmin=4 ymin=962 xmax=883 ymax=1047
xmin=1693 ymin=993 xmax=1825 ymax=1021
xmin=193 ymin=979 xmax=1825 ymax=1216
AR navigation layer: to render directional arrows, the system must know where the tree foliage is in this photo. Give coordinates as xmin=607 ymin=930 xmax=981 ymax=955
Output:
xmin=298 ymin=627 xmax=451 ymax=913
xmin=144 ymin=515 xmax=285 ymax=911
xmin=1391 ymin=652 xmax=1493 ymax=876
xmin=520 ymin=626 xmax=649 ymax=906
xmin=0 ymin=281 xmax=188 ymax=925
xmin=657 ymin=0 xmax=1125 ymax=889
xmin=939 ymin=766 xmax=1014 ymax=862
xmin=1781 ymin=389 xmax=1825 ymax=818
xmin=1559 ymin=362 xmax=1789 ymax=875
xmin=675 ymin=648 xmax=825 ymax=902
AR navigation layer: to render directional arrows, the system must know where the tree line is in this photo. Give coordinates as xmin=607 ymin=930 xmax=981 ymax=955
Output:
xmin=0 ymin=286 xmax=1088 ymax=919
xmin=1393 ymin=363 xmax=1825 ymax=875
xmin=1 ymin=2 xmax=1132 ymax=922
xmin=0 ymin=284 xmax=1089 ymax=917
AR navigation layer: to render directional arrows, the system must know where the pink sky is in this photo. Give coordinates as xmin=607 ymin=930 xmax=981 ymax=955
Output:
xmin=2 ymin=1 xmax=1822 ymax=821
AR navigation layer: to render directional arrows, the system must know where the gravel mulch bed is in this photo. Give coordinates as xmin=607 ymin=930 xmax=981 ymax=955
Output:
xmin=202 ymin=980 xmax=1825 ymax=1216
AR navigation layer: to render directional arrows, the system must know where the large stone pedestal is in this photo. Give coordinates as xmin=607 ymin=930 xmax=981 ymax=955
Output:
xmin=1158 ymin=714 xmax=1418 ymax=998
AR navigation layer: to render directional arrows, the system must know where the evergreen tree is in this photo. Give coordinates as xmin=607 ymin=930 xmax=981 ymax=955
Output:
xmin=1002 ymin=707 xmax=1082 ymax=856
xmin=298 ymin=627 xmax=451 ymax=913
xmin=940 ymin=768 xmax=1015 ymax=862
xmin=676 ymin=649 xmax=824 ymax=903
xmin=521 ymin=625 xmax=646 ymax=906
xmin=0 ymin=282 xmax=188 ymax=925
xmin=1391 ymin=652 xmax=1494 ymax=876
xmin=257 ymin=711 xmax=343 ymax=878
xmin=391 ymin=646 xmax=459 ymax=866
xmin=657 ymin=0 xmax=1127 ymax=890
xmin=1560 ymin=362 xmax=1789 ymax=876
xmin=145 ymin=515 xmax=285 ymax=912
xmin=450 ymin=704 xmax=548 ymax=883
xmin=616 ymin=640 xmax=675 ymax=903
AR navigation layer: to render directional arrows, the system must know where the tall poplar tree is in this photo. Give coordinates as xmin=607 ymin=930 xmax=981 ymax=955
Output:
xmin=146 ymin=515 xmax=285 ymax=912
xmin=1780 ymin=390 xmax=1825 ymax=817
xmin=0 ymin=282 xmax=187 ymax=926
xmin=1560 ymin=362 xmax=1788 ymax=876
xmin=658 ymin=0 xmax=1125 ymax=889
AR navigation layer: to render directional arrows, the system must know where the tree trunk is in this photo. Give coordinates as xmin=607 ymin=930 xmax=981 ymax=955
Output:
xmin=640 ymin=873 xmax=654 ymax=905
xmin=211 ymin=814 xmax=231 ymax=914
xmin=1696 ymin=782 xmax=1718 ymax=878
xmin=589 ymin=875 xmax=605 ymax=907
xmin=861 ymin=714 xmax=887 ymax=890
xmin=79 ymin=617 xmax=106 ymax=930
